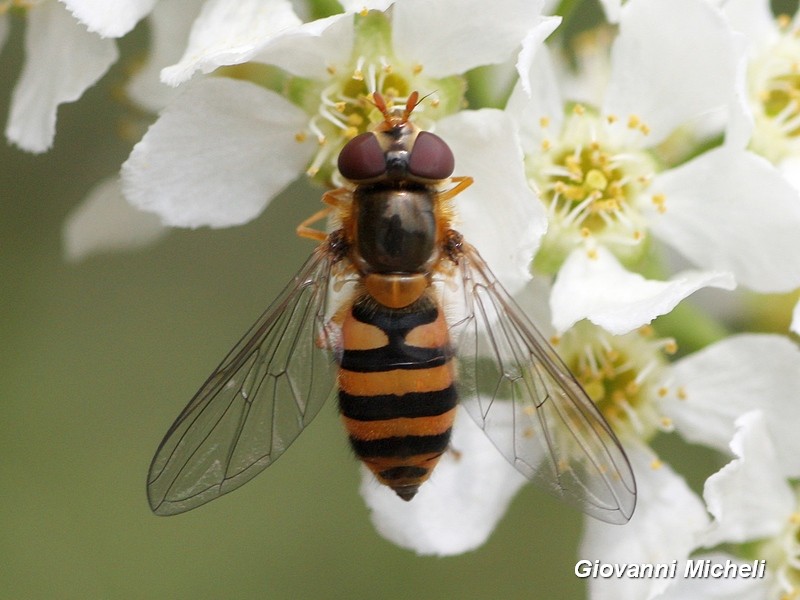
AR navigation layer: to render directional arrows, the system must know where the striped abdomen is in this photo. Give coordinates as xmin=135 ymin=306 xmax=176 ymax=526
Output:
xmin=337 ymin=293 xmax=457 ymax=501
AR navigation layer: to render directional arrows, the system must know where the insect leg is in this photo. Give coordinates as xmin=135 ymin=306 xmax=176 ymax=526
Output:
xmin=437 ymin=176 xmax=474 ymax=203
xmin=296 ymin=207 xmax=334 ymax=241
xmin=296 ymin=188 xmax=352 ymax=241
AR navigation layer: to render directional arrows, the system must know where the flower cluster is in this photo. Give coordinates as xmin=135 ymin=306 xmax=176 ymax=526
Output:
xmin=20 ymin=0 xmax=800 ymax=597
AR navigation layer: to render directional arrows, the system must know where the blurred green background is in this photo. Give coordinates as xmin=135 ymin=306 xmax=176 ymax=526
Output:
xmin=0 ymin=16 xmax=594 ymax=600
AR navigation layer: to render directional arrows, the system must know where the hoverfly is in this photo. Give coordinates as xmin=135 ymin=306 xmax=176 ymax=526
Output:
xmin=147 ymin=92 xmax=636 ymax=523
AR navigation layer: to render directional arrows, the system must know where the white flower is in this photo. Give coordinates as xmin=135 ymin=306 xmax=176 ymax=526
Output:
xmin=722 ymin=0 xmax=800 ymax=167
xmin=580 ymin=441 xmax=709 ymax=600
xmin=125 ymin=0 xmax=206 ymax=113
xmin=554 ymin=326 xmax=800 ymax=599
xmin=360 ymin=406 xmax=527 ymax=556
xmin=59 ymin=0 xmax=156 ymax=38
xmin=62 ymin=176 xmax=167 ymax=262
xmin=671 ymin=411 xmax=800 ymax=598
xmin=507 ymin=0 xmax=800 ymax=334
xmin=121 ymin=0 xmax=551 ymax=289
xmin=549 ymin=246 xmax=733 ymax=335
xmin=718 ymin=0 xmax=800 ymax=337
xmin=662 ymin=334 xmax=800 ymax=478
xmin=1 ymin=0 xmax=157 ymax=153
xmin=60 ymin=0 xmax=204 ymax=260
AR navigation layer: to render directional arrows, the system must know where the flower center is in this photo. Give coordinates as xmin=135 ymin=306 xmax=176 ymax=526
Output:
xmin=528 ymin=106 xmax=657 ymax=274
xmin=747 ymin=16 xmax=800 ymax=163
xmin=295 ymin=11 xmax=465 ymax=184
xmin=555 ymin=323 xmax=677 ymax=443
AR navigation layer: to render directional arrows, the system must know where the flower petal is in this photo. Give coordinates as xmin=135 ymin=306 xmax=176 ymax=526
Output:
xmin=514 ymin=15 xmax=561 ymax=97
xmin=659 ymin=552 xmax=770 ymax=599
xmin=597 ymin=0 xmax=622 ymax=23
xmin=360 ymin=406 xmax=527 ymax=556
xmin=62 ymin=176 xmax=168 ymax=262
xmin=603 ymin=0 xmax=738 ymax=147
xmin=252 ymin=13 xmax=354 ymax=80
xmin=720 ymin=0 xmax=777 ymax=45
xmin=792 ymin=298 xmax=800 ymax=336
xmin=60 ymin=0 xmax=155 ymax=38
xmin=338 ymin=0 xmax=394 ymax=11
xmin=6 ymin=2 xmax=118 ymax=153
xmin=550 ymin=247 xmax=735 ymax=334
xmin=436 ymin=109 xmax=544 ymax=294
xmin=126 ymin=0 xmax=205 ymax=112
xmin=664 ymin=334 xmax=800 ymax=477
xmin=580 ymin=443 xmax=708 ymax=600
xmin=392 ymin=0 xmax=546 ymax=78
xmin=160 ymin=0 xmax=302 ymax=85
xmin=700 ymin=411 xmax=794 ymax=547
xmin=121 ymin=78 xmax=314 ymax=228
xmin=724 ymin=39 xmax=755 ymax=150
xmin=648 ymin=147 xmax=800 ymax=293
xmin=506 ymin=43 xmax=563 ymax=153
xmin=719 ymin=0 xmax=773 ymax=149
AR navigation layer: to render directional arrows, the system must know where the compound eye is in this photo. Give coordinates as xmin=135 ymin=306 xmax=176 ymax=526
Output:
xmin=407 ymin=131 xmax=454 ymax=180
xmin=337 ymin=133 xmax=386 ymax=181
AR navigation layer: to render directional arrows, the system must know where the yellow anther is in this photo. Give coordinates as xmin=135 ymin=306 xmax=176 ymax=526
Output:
xmin=606 ymin=114 xmax=618 ymax=124
xmin=335 ymin=101 xmax=346 ymax=112
xmin=412 ymin=63 xmax=423 ymax=75
xmin=611 ymin=390 xmax=627 ymax=404
xmin=585 ymin=169 xmax=608 ymax=191
xmin=677 ymin=387 xmax=688 ymax=400
xmin=587 ymin=248 xmax=598 ymax=260
xmin=651 ymin=193 xmax=667 ymax=213
xmin=352 ymin=70 xmax=364 ymax=81
xmin=627 ymin=114 xmax=641 ymax=129
xmin=660 ymin=416 xmax=673 ymax=428
xmin=585 ymin=381 xmax=605 ymax=403
xmin=664 ymin=340 xmax=678 ymax=354
xmin=580 ymin=227 xmax=591 ymax=238
xmin=541 ymin=139 xmax=551 ymax=151
xmin=657 ymin=387 xmax=668 ymax=397
xmin=539 ymin=116 xmax=550 ymax=128
xmin=347 ymin=113 xmax=364 ymax=126
xmin=650 ymin=458 xmax=663 ymax=470
xmin=326 ymin=65 xmax=336 ymax=75
xmin=294 ymin=132 xmax=307 ymax=143
xmin=573 ymin=104 xmax=586 ymax=116
xmin=550 ymin=335 xmax=561 ymax=346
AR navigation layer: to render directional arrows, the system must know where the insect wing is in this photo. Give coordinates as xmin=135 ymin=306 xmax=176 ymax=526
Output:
xmin=147 ymin=249 xmax=339 ymax=515
xmin=447 ymin=243 xmax=636 ymax=524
